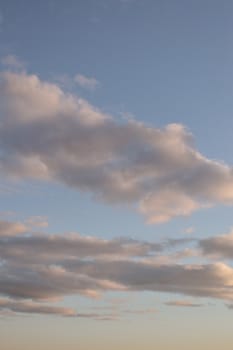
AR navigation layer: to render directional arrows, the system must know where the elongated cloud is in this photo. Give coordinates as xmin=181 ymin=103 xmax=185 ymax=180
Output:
xmin=0 ymin=298 xmax=118 ymax=319
xmin=1 ymin=220 xmax=233 ymax=308
xmin=1 ymin=71 xmax=233 ymax=222
xmin=0 ymin=298 xmax=76 ymax=317
xmin=164 ymin=300 xmax=203 ymax=307
xmin=200 ymin=230 xmax=233 ymax=259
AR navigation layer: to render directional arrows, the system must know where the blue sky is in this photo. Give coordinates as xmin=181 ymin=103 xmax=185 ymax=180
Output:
xmin=1 ymin=1 xmax=233 ymax=349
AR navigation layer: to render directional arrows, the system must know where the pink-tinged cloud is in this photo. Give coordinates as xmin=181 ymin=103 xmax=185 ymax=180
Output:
xmin=1 ymin=71 xmax=233 ymax=222
xmin=1 ymin=220 xmax=233 ymax=311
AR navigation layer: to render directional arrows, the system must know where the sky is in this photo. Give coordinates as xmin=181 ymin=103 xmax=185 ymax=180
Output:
xmin=1 ymin=0 xmax=233 ymax=349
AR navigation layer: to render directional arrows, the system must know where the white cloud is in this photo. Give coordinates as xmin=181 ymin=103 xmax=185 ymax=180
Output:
xmin=1 ymin=71 xmax=233 ymax=222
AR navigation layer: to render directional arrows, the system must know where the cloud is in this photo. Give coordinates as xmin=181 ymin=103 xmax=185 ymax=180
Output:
xmin=0 ymin=298 xmax=76 ymax=317
xmin=200 ymin=230 xmax=233 ymax=259
xmin=1 ymin=71 xmax=233 ymax=222
xmin=1 ymin=220 xmax=233 ymax=307
xmin=24 ymin=216 xmax=48 ymax=229
xmin=75 ymin=312 xmax=118 ymax=321
xmin=74 ymin=74 xmax=99 ymax=90
xmin=165 ymin=300 xmax=204 ymax=307
xmin=0 ymin=231 xmax=162 ymax=265
xmin=123 ymin=308 xmax=157 ymax=315
xmin=63 ymin=259 xmax=233 ymax=301
xmin=225 ymin=303 xmax=233 ymax=310
xmin=0 ymin=220 xmax=27 ymax=236
xmin=1 ymin=55 xmax=25 ymax=70
xmin=0 ymin=297 xmax=119 ymax=320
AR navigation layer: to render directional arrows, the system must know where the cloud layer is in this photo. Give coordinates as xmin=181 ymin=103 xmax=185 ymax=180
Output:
xmin=1 ymin=219 xmax=233 ymax=317
xmin=1 ymin=71 xmax=233 ymax=222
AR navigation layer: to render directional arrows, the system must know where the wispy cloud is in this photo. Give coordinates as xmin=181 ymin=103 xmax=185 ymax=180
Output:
xmin=1 ymin=71 xmax=233 ymax=223
xmin=74 ymin=74 xmax=99 ymax=90
xmin=0 ymin=298 xmax=76 ymax=317
xmin=1 ymin=55 xmax=25 ymax=70
xmin=165 ymin=300 xmax=204 ymax=307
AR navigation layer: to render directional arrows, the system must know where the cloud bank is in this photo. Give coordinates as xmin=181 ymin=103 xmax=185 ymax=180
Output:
xmin=1 ymin=71 xmax=233 ymax=222
xmin=1 ymin=219 xmax=233 ymax=317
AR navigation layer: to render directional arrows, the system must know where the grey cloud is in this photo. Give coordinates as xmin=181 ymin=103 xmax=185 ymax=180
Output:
xmin=199 ymin=231 xmax=233 ymax=259
xmin=76 ymin=312 xmax=118 ymax=321
xmin=1 ymin=71 xmax=233 ymax=222
xmin=0 ymin=298 xmax=118 ymax=320
xmin=0 ymin=263 xmax=126 ymax=300
xmin=225 ymin=303 xmax=233 ymax=310
xmin=2 ymin=254 xmax=233 ymax=302
xmin=0 ymin=298 xmax=76 ymax=317
xmin=1 ymin=222 xmax=233 ymax=314
xmin=164 ymin=237 xmax=196 ymax=248
xmin=62 ymin=259 xmax=233 ymax=301
xmin=0 ymin=233 xmax=162 ymax=265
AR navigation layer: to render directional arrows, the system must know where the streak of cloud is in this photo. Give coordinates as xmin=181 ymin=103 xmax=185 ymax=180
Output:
xmin=1 ymin=219 xmax=233 ymax=310
xmin=165 ymin=300 xmax=204 ymax=307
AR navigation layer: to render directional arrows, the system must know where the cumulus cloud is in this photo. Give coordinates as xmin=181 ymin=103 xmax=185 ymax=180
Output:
xmin=1 ymin=71 xmax=233 ymax=222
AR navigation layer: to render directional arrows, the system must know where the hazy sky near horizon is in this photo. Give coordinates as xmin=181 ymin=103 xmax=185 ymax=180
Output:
xmin=1 ymin=0 xmax=233 ymax=349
